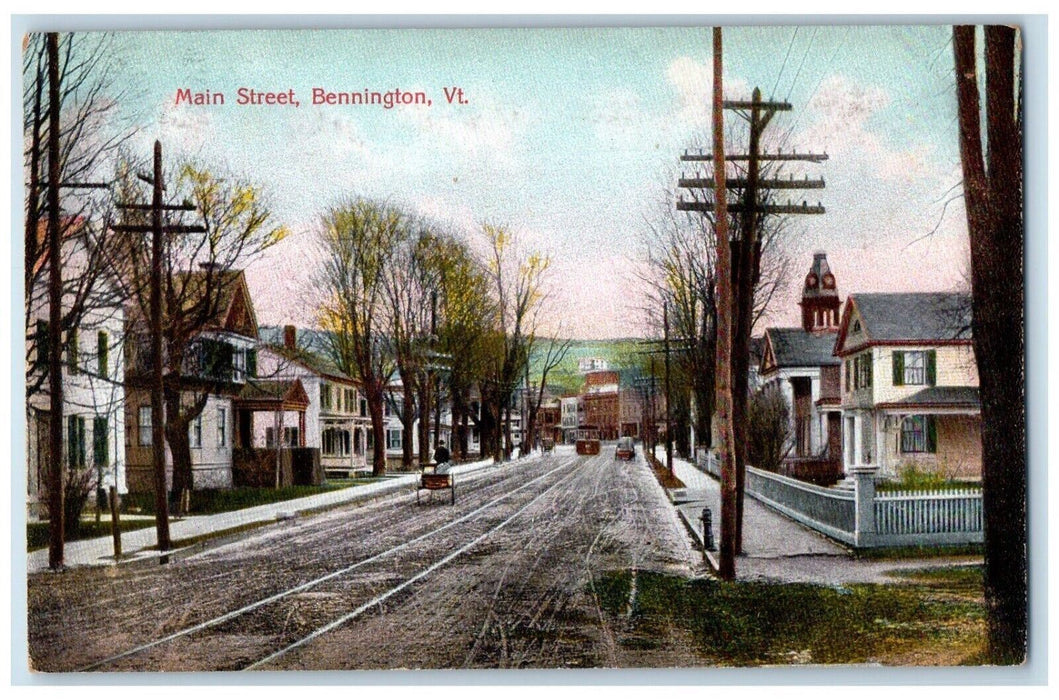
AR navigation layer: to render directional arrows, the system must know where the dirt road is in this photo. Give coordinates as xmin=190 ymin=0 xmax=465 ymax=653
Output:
xmin=28 ymin=447 xmax=704 ymax=672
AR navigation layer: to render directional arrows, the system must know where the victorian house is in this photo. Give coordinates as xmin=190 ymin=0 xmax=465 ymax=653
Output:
xmin=124 ymin=268 xmax=259 ymax=492
xmin=834 ymin=292 xmax=980 ymax=479
xmin=758 ymin=252 xmax=843 ymax=481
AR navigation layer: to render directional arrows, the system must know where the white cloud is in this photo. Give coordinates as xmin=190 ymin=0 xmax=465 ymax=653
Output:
xmin=399 ymin=94 xmax=526 ymax=167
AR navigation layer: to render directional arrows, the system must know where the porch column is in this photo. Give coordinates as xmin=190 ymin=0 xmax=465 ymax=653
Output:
xmin=782 ymin=378 xmax=796 ymax=452
xmin=810 ymin=375 xmax=822 ymax=453
xmin=852 ymin=412 xmax=864 ymax=466
xmin=299 ymin=411 xmax=306 ymax=447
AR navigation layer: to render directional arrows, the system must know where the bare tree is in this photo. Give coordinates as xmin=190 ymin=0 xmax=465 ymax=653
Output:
xmin=117 ymin=162 xmax=286 ymax=511
xmin=523 ymin=330 xmax=574 ymax=455
xmin=315 ymin=199 xmax=403 ymax=476
xmin=481 ymin=224 xmax=551 ymax=462
xmin=953 ymin=24 xmax=1025 ymax=665
xmin=24 ymin=33 xmax=138 ymax=401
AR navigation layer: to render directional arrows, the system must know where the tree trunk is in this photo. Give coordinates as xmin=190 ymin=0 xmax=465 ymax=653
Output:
xmin=953 ymin=24 xmax=1026 ymax=665
xmin=366 ymin=381 xmax=387 ymax=477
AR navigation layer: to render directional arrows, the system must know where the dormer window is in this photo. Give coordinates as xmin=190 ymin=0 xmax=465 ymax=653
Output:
xmin=852 ymin=319 xmax=861 ymax=333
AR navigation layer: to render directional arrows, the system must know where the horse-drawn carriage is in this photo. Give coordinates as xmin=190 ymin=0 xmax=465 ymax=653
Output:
xmin=416 ymin=463 xmax=455 ymax=505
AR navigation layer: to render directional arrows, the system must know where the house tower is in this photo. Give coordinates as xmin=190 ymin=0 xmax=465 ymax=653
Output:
xmin=799 ymin=251 xmax=841 ymax=333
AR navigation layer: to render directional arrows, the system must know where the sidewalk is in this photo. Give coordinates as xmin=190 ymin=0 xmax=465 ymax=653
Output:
xmin=662 ymin=449 xmax=981 ymax=585
xmin=27 ymin=458 xmax=497 ymax=574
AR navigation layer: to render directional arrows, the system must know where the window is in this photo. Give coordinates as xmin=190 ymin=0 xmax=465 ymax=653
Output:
xmin=387 ymin=429 xmax=402 ymax=450
xmin=283 ymin=426 xmax=300 ymax=447
xmin=345 ymin=389 xmax=355 ymax=413
xmin=892 ymin=350 xmax=936 ymax=387
xmin=900 ymin=415 xmax=937 ymax=454
xmin=67 ymin=415 xmax=86 ymax=468
xmin=138 ymin=406 xmax=153 ymax=446
xmin=233 ymin=348 xmax=247 ymax=382
xmin=93 ymin=416 xmax=109 ymax=467
xmin=359 ymin=397 xmax=367 ymax=417
xmin=97 ymin=331 xmax=109 ymax=379
xmin=67 ymin=328 xmax=79 ymax=374
xmin=323 ymin=428 xmax=351 ymax=456
xmin=36 ymin=320 xmax=50 ymax=368
xmin=321 ymin=383 xmax=333 ymax=411
xmin=853 ymin=352 xmax=873 ymax=390
xmin=190 ymin=415 xmax=203 ymax=449
xmin=218 ymin=407 xmax=228 ymax=447
xmin=265 ymin=427 xmax=275 ymax=448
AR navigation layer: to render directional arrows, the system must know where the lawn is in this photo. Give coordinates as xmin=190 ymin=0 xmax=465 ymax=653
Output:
xmin=26 ymin=518 xmax=156 ymax=552
xmin=122 ymin=481 xmax=368 ymax=516
xmin=592 ymin=566 xmax=986 ymax=666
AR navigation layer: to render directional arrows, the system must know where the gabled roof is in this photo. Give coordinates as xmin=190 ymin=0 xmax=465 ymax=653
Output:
xmin=835 ymin=292 xmax=972 ymax=354
xmin=877 ymin=386 xmax=980 ymax=411
xmin=127 ymin=268 xmax=259 ymax=341
xmin=761 ymin=327 xmax=840 ymax=373
xmin=265 ymin=343 xmax=354 ymax=385
xmin=236 ymin=378 xmax=310 ymax=410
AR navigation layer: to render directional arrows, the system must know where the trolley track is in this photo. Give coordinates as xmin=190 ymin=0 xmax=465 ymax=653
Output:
xmin=72 ymin=455 xmax=580 ymax=672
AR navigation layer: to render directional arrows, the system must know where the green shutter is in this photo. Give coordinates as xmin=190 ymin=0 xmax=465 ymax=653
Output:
xmin=37 ymin=320 xmax=50 ymax=369
xmin=926 ymin=350 xmax=937 ymax=386
xmin=67 ymin=415 xmax=85 ymax=469
xmin=845 ymin=358 xmax=850 ymax=389
xmin=97 ymin=331 xmax=109 ymax=379
xmin=926 ymin=415 xmax=937 ymax=453
xmin=892 ymin=351 xmax=904 ymax=386
xmin=246 ymin=348 xmax=257 ymax=377
xmin=93 ymin=416 xmax=108 ymax=467
xmin=67 ymin=328 xmax=79 ymax=374
xmin=865 ymin=353 xmax=873 ymax=387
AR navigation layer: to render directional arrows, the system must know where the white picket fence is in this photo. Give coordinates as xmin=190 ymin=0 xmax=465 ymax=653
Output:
xmin=696 ymin=452 xmax=982 ymax=548
xmin=873 ymin=488 xmax=983 ymax=546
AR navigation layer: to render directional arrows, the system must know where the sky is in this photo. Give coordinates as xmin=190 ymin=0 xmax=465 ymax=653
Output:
xmin=93 ymin=25 xmax=970 ymax=339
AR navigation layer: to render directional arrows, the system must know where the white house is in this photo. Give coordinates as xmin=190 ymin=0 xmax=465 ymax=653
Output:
xmin=255 ymin=325 xmax=372 ymax=477
xmin=758 ymin=253 xmax=843 ymax=474
xmin=26 ymin=218 xmax=127 ymax=516
xmin=835 ymin=292 xmax=980 ymax=480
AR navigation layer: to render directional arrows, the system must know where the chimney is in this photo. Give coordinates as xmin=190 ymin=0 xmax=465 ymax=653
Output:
xmin=283 ymin=325 xmax=296 ymax=350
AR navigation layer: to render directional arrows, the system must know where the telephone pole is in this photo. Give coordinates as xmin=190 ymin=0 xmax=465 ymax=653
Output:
xmin=46 ymin=32 xmax=64 ymax=570
xmin=113 ymin=140 xmax=204 ymax=555
xmin=663 ymin=301 xmax=673 ymax=475
xmin=678 ymin=73 xmax=827 ymax=561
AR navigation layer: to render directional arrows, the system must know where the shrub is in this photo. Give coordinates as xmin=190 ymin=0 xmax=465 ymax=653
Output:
xmin=748 ymin=386 xmax=790 ymax=471
xmin=40 ymin=467 xmax=98 ymax=539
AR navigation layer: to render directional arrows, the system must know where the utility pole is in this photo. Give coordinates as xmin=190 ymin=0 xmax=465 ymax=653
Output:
xmin=46 ymin=32 xmax=64 ymax=571
xmin=678 ymin=60 xmax=826 ymax=559
xmin=709 ymin=27 xmax=737 ymax=581
xmin=113 ymin=140 xmax=204 ymax=555
xmin=663 ymin=301 xmax=673 ymax=475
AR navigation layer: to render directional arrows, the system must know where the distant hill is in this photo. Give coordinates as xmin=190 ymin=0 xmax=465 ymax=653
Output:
xmin=261 ymin=326 xmax=647 ymax=394
xmin=529 ymin=338 xmax=646 ymax=395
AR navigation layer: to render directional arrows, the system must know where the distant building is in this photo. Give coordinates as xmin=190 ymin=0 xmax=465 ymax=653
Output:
xmin=582 ymin=370 xmax=620 ymax=440
xmin=578 ymin=357 xmax=609 ymax=373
